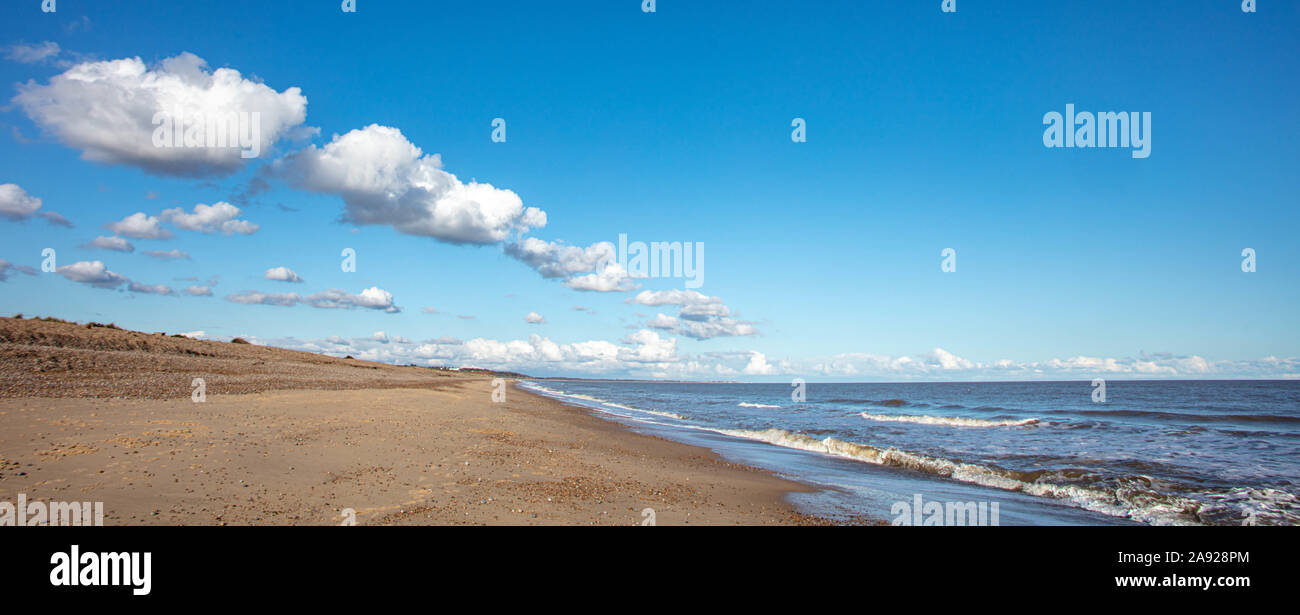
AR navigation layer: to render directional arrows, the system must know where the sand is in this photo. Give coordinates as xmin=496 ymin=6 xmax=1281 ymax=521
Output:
xmin=0 ymin=317 xmax=832 ymax=525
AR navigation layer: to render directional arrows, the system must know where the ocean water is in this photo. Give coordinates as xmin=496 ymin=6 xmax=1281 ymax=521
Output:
xmin=518 ymin=380 xmax=1300 ymax=526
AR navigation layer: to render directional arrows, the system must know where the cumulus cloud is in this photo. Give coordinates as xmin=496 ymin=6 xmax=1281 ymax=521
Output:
xmin=275 ymin=124 xmax=545 ymax=244
xmin=0 ymin=183 xmax=72 ymax=226
xmin=225 ymin=286 xmax=400 ymax=313
xmin=505 ymin=238 xmax=613 ymax=278
xmin=161 ymin=202 xmax=258 ymax=235
xmin=677 ymin=318 xmax=758 ymax=340
xmin=104 ymin=212 xmax=172 ymax=239
xmin=81 ymin=235 xmax=134 ymax=252
xmin=565 ymin=262 xmax=637 ymax=292
xmin=242 ymin=327 xmax=736 ymax=380
xmin=525 ymin=311 xmax=546 ymax=324
xmin=12 ymin=52 xmax=308 ymax=177
xmin=802 ymin=348 xmax=1291 ymax=381
xmin=264 ymin=266 xmax=304 ymax=283
xmin=504 ymin=238 xmax=636 ymax=292
xmin=742 ymin=351 xmax=777 ymax=375
xmin=304 ymin=287 xmax=399 ymax=312
xmin=628 ymin=289 xmax=718 ymax=308
xmin=193 ymin=326 xmax=1300 ymax=382
xmin=627 ymin=289 xmax=758 ymax=340
xmin=646 ymin=313 xmax=678 ymax=330
xmin=184 ymin=285 xmax=213 ymax=296
xmin=621 ymin=329 xmax=678 ymax=363
xmin=55 ymin=260 xmax=129 ymax=289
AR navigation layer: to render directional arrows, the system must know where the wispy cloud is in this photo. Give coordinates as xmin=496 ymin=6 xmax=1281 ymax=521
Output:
xmin=4 ymin=41 xmax=60 ymax=64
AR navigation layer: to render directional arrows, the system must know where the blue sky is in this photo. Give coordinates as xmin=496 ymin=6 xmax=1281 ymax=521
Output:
xmin=1 ymin=0 xmax=1297 ymax=380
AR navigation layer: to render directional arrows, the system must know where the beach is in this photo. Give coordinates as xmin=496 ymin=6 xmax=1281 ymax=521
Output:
xmin=0 ymin=317 xmax=827 ymax=525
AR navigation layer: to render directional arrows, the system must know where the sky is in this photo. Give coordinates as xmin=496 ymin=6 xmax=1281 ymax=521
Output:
xmin=1 ymin=0 xmax=1297 ymax=381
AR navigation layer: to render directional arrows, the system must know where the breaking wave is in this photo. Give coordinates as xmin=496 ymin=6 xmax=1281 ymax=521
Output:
xmin=518 ymin=382 xmax=686 ymax=420
xmin=860 ymin=412 xmax=1040 ymax=428
xmin=707 ymin=427 xmax=1299 ymax=526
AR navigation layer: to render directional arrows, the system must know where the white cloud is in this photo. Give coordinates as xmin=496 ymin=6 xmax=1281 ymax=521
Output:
xmin=161 ymin=202 xmax=258 ymax=235
xmin=504 ymin=238 xmax=635 ymax=291
xmin=4 ymin=41 xmax=60 ymax=64
xmin=0 ymin=259 xmax=38 ymax=282
xmin=304 ymin=287 xmax=400 ymax=313
xmin=565 ymin=262 xmax=637 ymax=292
xmin=0 ymin=184 xmax=42 ymax=220
xmin=0 ymin=183 xmax=71 ymax=226
xmin=128 ymin=282 xmax=175 ymax=295
xmin=264 ymin=266 xmax=304 ymax=283
xmin=677 ymin=318 xmax=758 ymax=340
xmin=104 ymin=212 xmax=172 ymax=239
xmin=13 ymin=52 xmax=308 ymax=177
xmin=215 ymin=329 xmax=1300 ymax=381
xmin=55 ymin=260 xmax=129 ymax=289
xmin=275 ymin=124 xmax=545 ymax=244
xmin=742 ymin=351 xmax=777 ymax=375
xmin=627 ymin=289 xmax=757 ymax=340
xmin=184 ymin=285 xmax=213 ymax=296
xmin=621 ymin=329 xmax=677 ymax=363
xmin=628 ymin=289 xmax=720 ymax=308
xmin=802 ymin=348 xmax=1293 ymax=381
xmin=50 ymin=260 xmax=176 ymax=295
xmin=143 ymin=249 xmax=191 ymax=261
xmin=225 ymin=286 xmax=399 ymax=313
xmin=646 ymin=313 xmax=678 ymax=329
xmin=225 ymin=290 xmax=301 ymax=307
xmin=930 ymin=347 xmax=976 ymax=370
xmin=525 ymin=311 xmax=546 ymax=324
xmin=82 ymin=235 xmax=134 ymax=252
xmin=505 ymin=238 xmax=614 ymax=278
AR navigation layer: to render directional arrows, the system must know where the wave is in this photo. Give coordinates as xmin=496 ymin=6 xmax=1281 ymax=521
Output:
xmin=520 ymin=381 xmax=1300 ymax=525
xmin=825 ymin=398 xmax=916 ymax=407
xmin=518 ymin=382 xmax=686 ymax=420
xmin=709 ymin=427 xmax=1224 ymax=525
xmin=1066 ymin=408 xmax=1300 ymax=425
xmin=860 ymin=412 xmax=1039 ymax=428
xmin=605 ymin=401 xmax=686 ymax=420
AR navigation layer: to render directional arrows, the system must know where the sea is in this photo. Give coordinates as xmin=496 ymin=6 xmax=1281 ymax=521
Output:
xmin=518 ymin=379 xmax=1299 ymax=526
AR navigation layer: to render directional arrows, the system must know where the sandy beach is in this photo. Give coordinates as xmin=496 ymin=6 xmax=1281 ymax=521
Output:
xmin=0 ymin=317 xmax=828 ymax=525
